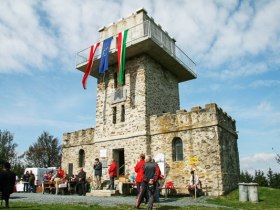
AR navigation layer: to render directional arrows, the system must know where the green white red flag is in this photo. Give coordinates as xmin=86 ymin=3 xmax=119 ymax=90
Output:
xmin=117 ymin=29 xmax=128 ymax=86
xmin=82 ymin=43 xmax=100 ymax=89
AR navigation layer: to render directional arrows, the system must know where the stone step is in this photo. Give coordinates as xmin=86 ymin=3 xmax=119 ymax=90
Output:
xmin=87 ymin=190 xmax=117 ymax=197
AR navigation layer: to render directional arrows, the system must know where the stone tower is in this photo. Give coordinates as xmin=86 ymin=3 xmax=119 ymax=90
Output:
xmin=62 ymin=8 xmax=239 ymax=196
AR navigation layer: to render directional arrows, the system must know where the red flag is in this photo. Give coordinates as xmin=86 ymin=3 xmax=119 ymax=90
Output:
xmin=82 ymin=43 xmax=100 ymax=89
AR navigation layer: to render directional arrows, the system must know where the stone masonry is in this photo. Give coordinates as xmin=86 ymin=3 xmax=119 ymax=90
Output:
xmin=61 ymin=8 xmax=239 ymax=196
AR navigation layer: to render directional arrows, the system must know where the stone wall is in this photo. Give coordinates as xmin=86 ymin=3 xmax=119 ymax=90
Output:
xmin=94 ymin=55 xmax=148 ymax=142
xmin=149 ymin=103 xmax=239 ymax=196
xmin=61 ymin=128 xmax=95 ymax=176
xmin=61 ymin=103 xmax=239 ymax=196
xmin=145 ymin=56 xmax=179 ymax=116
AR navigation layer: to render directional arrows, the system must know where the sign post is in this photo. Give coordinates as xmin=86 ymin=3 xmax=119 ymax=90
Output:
xmin=154 ymin=153 xmax=166 ymax=199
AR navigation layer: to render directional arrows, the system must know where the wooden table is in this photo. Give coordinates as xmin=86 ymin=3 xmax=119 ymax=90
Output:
xmin=118 ymin=182 xmax=135 ymax=195
xmin=42 ymin=181 xmax=57 ymax=194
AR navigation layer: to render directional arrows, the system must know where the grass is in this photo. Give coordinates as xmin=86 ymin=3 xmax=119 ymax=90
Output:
xmin=7 ymin=187 xmax=280 ymax=209
xmin=208 ymin=187 xmax=280 ymax=209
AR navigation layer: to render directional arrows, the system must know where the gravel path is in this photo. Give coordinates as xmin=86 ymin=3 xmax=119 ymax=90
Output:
xmin=10 ymin=192 xmax=228 ymax=209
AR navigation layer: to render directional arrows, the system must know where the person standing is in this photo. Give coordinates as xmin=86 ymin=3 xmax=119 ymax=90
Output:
xmin=22 ymin=171 xmax=30 ymax=193
xmin=153 ymin=160 xmax=162 ymax=203
xmin=28 ymin=171 xmax=35 ymax=193
xmin=77 ymin=168 xmax=87 ymax=196
xmin=135 ymin=155 xmax=158 ymax=210
xmin=93 ymin=158 xmax=102 ymax=190
xmin=107 ymin=159 xmax=117 ymax=190
xmin=0 ymin=162 xmax=16 ymax=208
xmin=134 ymin=154 xmax=145 ymax=194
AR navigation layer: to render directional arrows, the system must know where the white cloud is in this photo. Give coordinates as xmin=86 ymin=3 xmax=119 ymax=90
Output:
xmin=240 ymin=152 xmax=279 ymax=174
xmin=229 ymin=100 xmax=280 ymax=126
xmin=1 ymin=0 xmax=279 ymax=80
xmin=0 ymin=0 xmax=58 ymax=73
xmin=249 ymin=80 xmax=280 ymax=88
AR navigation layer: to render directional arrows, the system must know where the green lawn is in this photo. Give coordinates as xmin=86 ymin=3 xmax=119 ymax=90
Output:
xmin=208 ymin=187 xmax=280 ymax=209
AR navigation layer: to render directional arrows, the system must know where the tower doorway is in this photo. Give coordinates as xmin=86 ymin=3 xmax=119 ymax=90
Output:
xmin=113 ymin=148 xmax=125 ymax=176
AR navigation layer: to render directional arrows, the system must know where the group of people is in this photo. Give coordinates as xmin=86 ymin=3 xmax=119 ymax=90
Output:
xmin=134 ymin=154 xmax=162 ymax=210
xmin=42 ymin=167 xmax=65 ymax=182
xmin=43 ymin=167 xmax=88 ymax=196
xmin=0 ymin=156 xmax=201 ymax=209
xmin=22 ymin=170 xmax=35 ymax=193
xmin=0 ymin=162 xmax=16 ymax=208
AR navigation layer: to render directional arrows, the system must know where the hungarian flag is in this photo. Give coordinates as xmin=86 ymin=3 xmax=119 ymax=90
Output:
xmin=98 ymin=36 xmax=113 ymax=74
xmin=82 ymin=43 xmax=100 ymax=89
xmin=117 ymin=29 xmax=128 ymax=86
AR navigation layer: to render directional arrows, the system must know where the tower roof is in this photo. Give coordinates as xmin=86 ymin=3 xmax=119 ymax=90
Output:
xmin=76 ymin=8 xmax=197 ymax=82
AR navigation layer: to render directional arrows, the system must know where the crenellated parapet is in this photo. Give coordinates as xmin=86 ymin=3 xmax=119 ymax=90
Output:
xmin=150 ymin=103 xmax=237 ymax=137
xmin=63 ymin=128 xmax=95 ymax=148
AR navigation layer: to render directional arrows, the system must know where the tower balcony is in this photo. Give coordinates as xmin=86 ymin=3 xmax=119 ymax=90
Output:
xmin=76 ymin=19 xmax=197 ymax=82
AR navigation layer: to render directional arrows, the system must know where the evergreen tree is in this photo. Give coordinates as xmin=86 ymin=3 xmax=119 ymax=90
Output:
xmin=276 ymin=153 xmax=280 ymax=165
xmin=267 ymin=168 xmax=274 ymax=186
xmin=239 ymin=170 xmax=253 ymax=183
xmin=267 ymin=168 xmax=280 ymax=189
xmin=254 ymin=170 xmax=268 ymax=186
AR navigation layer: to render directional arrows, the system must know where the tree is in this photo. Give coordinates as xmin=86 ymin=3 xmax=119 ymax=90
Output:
xmin=24 ymin=131 xmax=61 ymax=167
xmin=0 ymin=130 xmax=25 ymax=176
xmin=254 ymin=170 xmax=268 ymax=186
xmin=276 ymin=153 xmax=280 ymax=165
xmin=267 ymin=168 xmax=280 ymax=189
xmin=239 ymin=170 xmax=253 ymax=183
xmin=0 ymin=130 xmax=18 ymax=164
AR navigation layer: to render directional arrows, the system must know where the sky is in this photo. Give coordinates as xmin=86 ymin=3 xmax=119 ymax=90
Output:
xmin=0 ymin=0 xmax=279 ymax=174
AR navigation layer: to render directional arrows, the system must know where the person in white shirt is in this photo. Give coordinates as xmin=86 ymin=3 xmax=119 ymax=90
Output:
xmin=188 ymin=170 xmax=201 ymax=197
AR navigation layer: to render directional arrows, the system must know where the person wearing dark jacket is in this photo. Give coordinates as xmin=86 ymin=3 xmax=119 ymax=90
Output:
xmin=93 ymin=158 xmax=102 ymax=190
xmin=22 ymin=171 xmax=30 ymax=192
xmin=28 ymin=171 xmax=35 ymax=193
xmin=76 ymin=168 xmax=87 ymax=196
xmin=0 ymin=162 xmax=16 ymax=208
xmin=135 ymin=155 xmax=158 ymax=210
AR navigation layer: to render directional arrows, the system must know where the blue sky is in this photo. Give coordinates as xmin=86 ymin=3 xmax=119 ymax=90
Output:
xmin=0 ymin=0 xmax=279 ymax=173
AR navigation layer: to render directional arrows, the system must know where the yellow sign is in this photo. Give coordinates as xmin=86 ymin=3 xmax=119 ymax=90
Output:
xmin=187 ymin=157 xmax=199 ymax=165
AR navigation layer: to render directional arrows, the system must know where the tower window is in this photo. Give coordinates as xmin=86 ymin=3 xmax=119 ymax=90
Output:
xmin=113 ymin=107 xmax=117 ymax=124
xmin=121 ymin=105 xmax=125 ymax=122
xmin=172 ymin=138 xmax=183 ymax=161
xmin=79 ymin=149 xmax=85 ymax=167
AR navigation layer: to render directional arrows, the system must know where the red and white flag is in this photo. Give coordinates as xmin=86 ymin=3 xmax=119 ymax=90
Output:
xmin=82 ymin=43 xmax=100 ymax=89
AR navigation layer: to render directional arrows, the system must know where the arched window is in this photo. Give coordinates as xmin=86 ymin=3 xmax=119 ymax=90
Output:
xmin=79 ymin=149 xmax=85 ymax=167
xmin=172 ymin=138 xmax=183 ymax=161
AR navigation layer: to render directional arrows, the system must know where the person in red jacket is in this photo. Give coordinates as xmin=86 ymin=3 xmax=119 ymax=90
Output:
xmin=134 ymin=154 xmax=145 ymax=194
xmin=107 ymin=159 xmax=117 ymax=190
xmin=57 ymin=166 xmax=65 ymax=179
xmin=134 ymin=154 xmax=148 ymax=204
